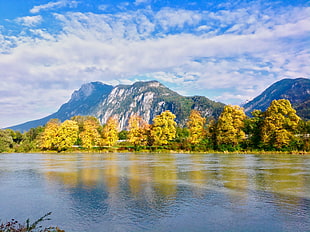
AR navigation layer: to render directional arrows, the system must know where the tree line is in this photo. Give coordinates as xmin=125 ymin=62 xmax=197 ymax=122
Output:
xmin=0 ymin=99 xmax=309 ymax=153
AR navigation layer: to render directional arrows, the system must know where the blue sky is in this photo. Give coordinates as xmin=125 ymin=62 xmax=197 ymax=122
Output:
xmin=0 ymin=0 xmax=309 ymax=128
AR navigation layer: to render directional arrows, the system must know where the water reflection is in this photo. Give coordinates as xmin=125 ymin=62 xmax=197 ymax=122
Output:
xmin=42 ymin=153 xmax=310 ymax=205
xmin=3 ymin=153 xmax=308 ymax=231
xmin=251 ymin=155 xmax=310 ymax=214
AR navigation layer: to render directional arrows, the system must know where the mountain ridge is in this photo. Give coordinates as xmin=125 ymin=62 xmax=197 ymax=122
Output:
xmin=8 ymin=80 xmax=225 ymax=131
xmin=243 ymin=77 xmax=310 ymax=119
xmin=8 ymin=78 xmax=310 ymax=132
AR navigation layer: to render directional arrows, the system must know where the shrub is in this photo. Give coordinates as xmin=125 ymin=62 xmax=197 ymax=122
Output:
xmin=0 ymin=212 xmax=64 ymax=232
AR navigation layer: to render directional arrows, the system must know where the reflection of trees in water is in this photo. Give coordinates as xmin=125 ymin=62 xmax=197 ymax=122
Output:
xmin=103 ymin=154 xmax=120 ymax=193
xmin=152 ymin=154 xmax=177 ymax=197
xmin=44 ymin=155 xmax=80 ymax=188
xmin=252 ymin=154 xmax=309 ymax=211
xmin=258 ymin=155 xmax=307 ymax=195
xmin=218 ymin=155 xmax=248 ymax=190
xmin=216 ymin=154 xmax=250 ymax=207
xmin=42 ymin=153 xmax=309 ymax=218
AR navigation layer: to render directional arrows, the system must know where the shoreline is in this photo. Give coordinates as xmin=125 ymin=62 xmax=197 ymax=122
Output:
xmin=2 ymin=149 xmax=310 ymax=155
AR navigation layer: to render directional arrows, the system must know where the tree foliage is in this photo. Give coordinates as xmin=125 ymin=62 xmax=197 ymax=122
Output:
xmin=40 ymin=119 xmax=78 ymax=151
xmin=127 ymin=114 xmax=149 ymax=146
xmin=55 ymin=120 xmax=79 ymax=152
xmin=40 ymin=119 xmax=61 ymax=150
xmin=2 ymin=99 xmax=309 ymax=152
xmin=79 ymin=119 xmax=102 ymax=149
xmin=16 ymin=126 xmax=44 ymax=152
xmin=216 ymin=105 xmax=246 ymax=150
xmin=102 ymin=116 xmax=119 ymax=147
xmin=244 ymin=110 xmax=264 ymax=149
xmin=71 ymin=116 xmax=100 ymax=132
xmin=151 ymin=110 xmax=177 ymax=145
xmin=261 ymin=99 xmax=300 ymax=150
xmin=187 ymin=110 xmax=206 ymax=145
xmin=0 ymin=129 xmax=13 ymax=152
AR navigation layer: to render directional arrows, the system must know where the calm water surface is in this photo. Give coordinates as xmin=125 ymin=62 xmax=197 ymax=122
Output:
xmin=0 ymin=153 xmax=309 ymax=232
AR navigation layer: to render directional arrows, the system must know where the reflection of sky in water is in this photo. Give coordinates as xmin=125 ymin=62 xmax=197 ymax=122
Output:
xmin=0 ymin=153 xmax=309 ymax=232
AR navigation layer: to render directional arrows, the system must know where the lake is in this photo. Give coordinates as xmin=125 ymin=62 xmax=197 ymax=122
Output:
xmin=0 ymin=153 xmax=309 ymax=232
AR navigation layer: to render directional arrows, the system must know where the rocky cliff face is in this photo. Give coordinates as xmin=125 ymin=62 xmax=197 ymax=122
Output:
xmin=93 ymin=80 xmax=224 ymax=130
xmin=56 ymin=81 xmax=113 ymax=120
xmin=9 ymin=80 xmax=225 ymax=131
xmin=243 ymin=78 xmax=310 ymax=120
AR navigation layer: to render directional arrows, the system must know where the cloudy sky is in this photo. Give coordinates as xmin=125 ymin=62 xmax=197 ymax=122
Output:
xmin=0 ymin=0 xmax=309 ymax=128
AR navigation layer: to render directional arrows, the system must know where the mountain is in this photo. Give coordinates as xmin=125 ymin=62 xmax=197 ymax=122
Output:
xmin=9 ymin=80 xmax=225 ymax=131
xmin=8 ymin=82 xmax=114 ymax=132
xmin=243 ymin=78 xmax=310 ymax=120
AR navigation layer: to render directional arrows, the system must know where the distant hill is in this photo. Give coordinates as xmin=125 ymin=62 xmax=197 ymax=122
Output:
xmin=9 ymin=80 xmax=225 ymax=131
xmin=243 ymin=78 xmax=310 ymax=120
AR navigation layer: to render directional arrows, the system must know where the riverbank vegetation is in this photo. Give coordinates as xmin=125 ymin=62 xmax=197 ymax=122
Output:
xmin=1 ymin=99 xmax=309 ymax=153
xmin=0 ymin=212 xmax=64 ymax=232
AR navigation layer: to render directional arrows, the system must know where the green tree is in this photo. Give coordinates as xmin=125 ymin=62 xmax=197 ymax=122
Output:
xmin=151 ymin=110 xmax=177 ymax=145
xmin=297 ymin=120 xmax=310 ymax=151
xmin=55 ymin=120 xmax=79 ymax=152
xmin=205 ymin=119 xmax=217 ymax=150
xmin=244 ymin=109 xmax=264 ymax=149
xmin=40 ymin=119 xmax=61 ymax=150
xmin=216 ymin=105 xmax=246 ymax=150
xmin=118 ymin=130 xmax=128 ymax=140
xmin=15 ymin=126 xmax=44 ymax=152
xmin=127 ymin=114 xmax=149 ymax=147
xmin=187 ymin=110 xmax=206 ymax=145
xmin=174 ymin=126 xmax=190 ymax=150
xmin=25 ymin=126 xmax=44 ymax=142
xmin=6 ymin=129 xmax=23 ymax=144
xmin=0 ymin=129 xmax=13 ymax=152
xmin=261 ymin=99 xmax=300 ymax=150
xmin=102 ymin=117 xmax=119 ymax=147
xmin=298 ymin=120 xmax=310 ymax=135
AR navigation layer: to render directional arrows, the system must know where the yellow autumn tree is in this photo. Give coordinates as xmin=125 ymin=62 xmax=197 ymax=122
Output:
xmin=71 ymin=116 xmax=100 ymax=132
xmin=187 ymin=110 xmax=206 ymax=145
xmin=55 ymin=120 xmax=79 ymax=152
xmin=102 ymin=116 xmax=119 ymax=147
xmin=261 ymin=99 xmax=300 ymax=149
xmin=216 ymin=105 xmax=246 ymax=149
xmin=127 ymin=114 xmax=149 ymax=146
xmin=151 ymin=110 xmax=177 ymax=145
xmin=40 ymin=119 xmax=60 ymax=150
xmin=79 ymin=119 xmax=102 ymax=149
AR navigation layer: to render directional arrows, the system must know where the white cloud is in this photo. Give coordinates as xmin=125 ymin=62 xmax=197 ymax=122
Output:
xmin=15 ymin=15 xmax=43 ymax=27
xmin=30 ymin=0 xmax=78 ymax=14
xmin=196 ymin=25 xmax=211 ymax=31
xmin=134 ymin=0 xmax=149 ymax=5
xmin=155 ymin=8 xmax=202 ymax=31
xmin=0 ymin=5 xmax=309 ymax=127
xmin=214 ymin=92 xmax=250 ymax=104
